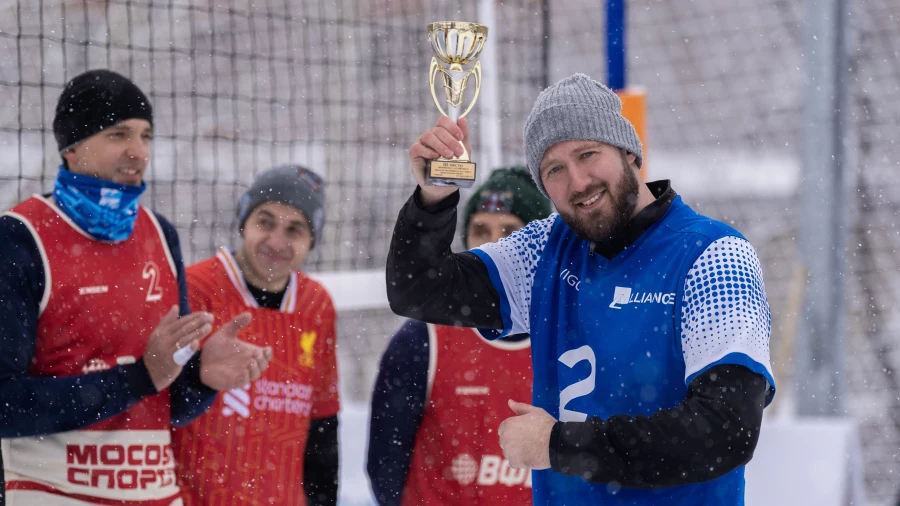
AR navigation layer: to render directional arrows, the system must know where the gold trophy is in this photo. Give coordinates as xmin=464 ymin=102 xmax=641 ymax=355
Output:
xmin=425 ymin=21 xmax=488 ymax=188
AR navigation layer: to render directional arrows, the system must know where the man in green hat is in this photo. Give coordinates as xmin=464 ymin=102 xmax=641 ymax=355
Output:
xmin=367 ymin=167 xmax=552 ymax=506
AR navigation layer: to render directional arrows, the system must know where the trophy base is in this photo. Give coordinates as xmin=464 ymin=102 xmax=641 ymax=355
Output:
xmin=425 ymin=159 xmax=477 ymax=188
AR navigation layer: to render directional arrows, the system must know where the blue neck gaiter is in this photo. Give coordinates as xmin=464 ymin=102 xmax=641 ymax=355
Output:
xmin=53 ymin=166 xmax=146 ymax=242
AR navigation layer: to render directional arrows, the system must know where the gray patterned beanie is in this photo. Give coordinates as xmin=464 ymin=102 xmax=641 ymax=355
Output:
xmin=523 ymin=73 xmax=643 ymax=197
xmin=237 ymin=165 xmax=326 ymax=248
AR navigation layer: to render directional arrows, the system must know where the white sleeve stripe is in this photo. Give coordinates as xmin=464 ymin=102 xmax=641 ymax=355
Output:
xmin=469 ymin=248 xmax=514 ymax=336
xmin=143 ymin=209 xmax=178 ymax=279
xmin=426 ymin=323 xmax=438 ymax=404
xmin=683 ymin=341 xmax=773 ymax=383
xmin=3 ymin=211 xmax=52 ymax=317
xmin=472 ymin=215 xmax=556 ymax=337
xmin=680 ymin=235 xmax=774 ymax=387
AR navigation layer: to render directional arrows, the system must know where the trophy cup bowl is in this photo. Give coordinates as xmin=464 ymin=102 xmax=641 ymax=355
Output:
xmin=424 ymin=22 xmax=488 ymax=188
xmin=427 ymin=22 xmax=487 ymax=65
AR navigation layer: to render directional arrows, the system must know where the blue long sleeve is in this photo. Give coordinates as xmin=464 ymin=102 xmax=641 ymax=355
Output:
xmin=367 ymin=319 xmax=430 ymax=506
xmin=154 ymin=213 xmax=217 ymax=425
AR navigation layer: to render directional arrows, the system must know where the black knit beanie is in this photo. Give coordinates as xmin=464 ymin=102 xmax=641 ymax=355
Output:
xmin=463 ymin=166 xmax=553 ymax=245
xmin=53 ymin=69 xmax=153 ymax=153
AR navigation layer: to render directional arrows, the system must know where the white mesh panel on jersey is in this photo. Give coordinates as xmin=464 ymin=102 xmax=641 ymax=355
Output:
xmin=680 ymin=235 xmax=773 ymax=384
xmin=473 ymin=215 xmax=556 ymax=336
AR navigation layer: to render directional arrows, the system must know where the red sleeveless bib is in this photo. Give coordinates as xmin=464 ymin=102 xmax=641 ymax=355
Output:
xmin=3 ymin=196 xmax=181 ymax=505
xmin=402 ymin=324 xmax=534 ymax=506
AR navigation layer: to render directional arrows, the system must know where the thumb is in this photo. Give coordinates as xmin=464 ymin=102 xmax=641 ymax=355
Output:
xmin=508 ymin=399 xmax=537 ymax=416
xmin=219 ymin=312 xmax=252 ymax=338
xmin=154 ymin=306 xmax=179 ymax=340
xmin=160 ymin=305 xmax=179 ymax=325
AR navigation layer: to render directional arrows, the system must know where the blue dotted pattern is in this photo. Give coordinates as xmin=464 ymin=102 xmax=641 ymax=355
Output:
xmin=680 ymin=236 xmax=773 ymax=384
xmin=474 ymin=215 xmax=557 ymax=336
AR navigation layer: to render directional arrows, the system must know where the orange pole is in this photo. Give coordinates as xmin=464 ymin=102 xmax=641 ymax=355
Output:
xmin=617 ymin=89 xmax=647 ymax=180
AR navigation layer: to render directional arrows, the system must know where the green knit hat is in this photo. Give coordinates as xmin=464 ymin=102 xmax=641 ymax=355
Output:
xmin=463 ymin=166 xmax=553 ymax=245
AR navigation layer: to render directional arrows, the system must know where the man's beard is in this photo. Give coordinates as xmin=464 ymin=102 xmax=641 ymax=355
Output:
xmin=557 ymin=152 xmax=640 ymax=243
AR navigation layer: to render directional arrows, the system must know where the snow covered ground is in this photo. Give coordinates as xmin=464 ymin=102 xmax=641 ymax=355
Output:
xmin=338 ymin=403 xmax=377 ymax=506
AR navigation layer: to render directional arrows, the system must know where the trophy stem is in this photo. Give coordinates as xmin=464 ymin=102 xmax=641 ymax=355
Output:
xmin=444 ymin=68 xmax=468 ymax=122
xmin=447 ymin=104 xmax=461 ymax=122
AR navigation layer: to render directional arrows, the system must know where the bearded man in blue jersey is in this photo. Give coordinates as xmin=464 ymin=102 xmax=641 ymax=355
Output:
xmin=386 ymin=73 xmax=774 ymax=506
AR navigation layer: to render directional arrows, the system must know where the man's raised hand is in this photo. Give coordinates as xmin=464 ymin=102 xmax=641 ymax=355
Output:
xmin=143 ymin=306 xmax=213 ymax=392
xmin=199 ymin=313 xmax=273 ymax=391
xmin=408 ymin=116 xmax=472 ymax=206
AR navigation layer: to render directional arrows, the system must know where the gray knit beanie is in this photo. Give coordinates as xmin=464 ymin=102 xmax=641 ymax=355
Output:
xmin=236 ymin=165 xmax=326 ymax=248
xmin=524 ymin=73 xmax=643 ymax=197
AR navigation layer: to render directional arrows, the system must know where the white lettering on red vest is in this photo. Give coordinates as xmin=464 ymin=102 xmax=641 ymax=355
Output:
xmin=65 ymin=443 xmax=175 ymax=490
xmin=448 ymin=454 xmax=532 ymax=488
xmin=454 ymin=386 xmax=490 ymax=396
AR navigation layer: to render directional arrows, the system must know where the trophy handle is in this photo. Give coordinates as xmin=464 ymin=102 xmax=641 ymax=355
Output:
xmin=429 ymin=57 xmax=450 ymax=118
xmin=458 ymin=61 xmax=482 ymax=120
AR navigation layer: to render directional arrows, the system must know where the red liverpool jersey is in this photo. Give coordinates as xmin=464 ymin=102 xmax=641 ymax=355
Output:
xmin=401 ymin=324 xmax=534 ymax=506
xmin=171 ymin=248 xmax=340 ymax=506
xmin=2 ymin=195 xmax=182 ymax=505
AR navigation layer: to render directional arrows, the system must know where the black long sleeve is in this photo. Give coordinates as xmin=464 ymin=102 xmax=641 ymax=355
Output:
xmin=550 ymin=364 xmax=768 ymax=488
xmin=386 ymin=188 xmax=503 ymax=328
xmin=367 ymin=320 xmax=430 ymax=506
xmin=304 ymin=415 xmax=339 ymax=506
